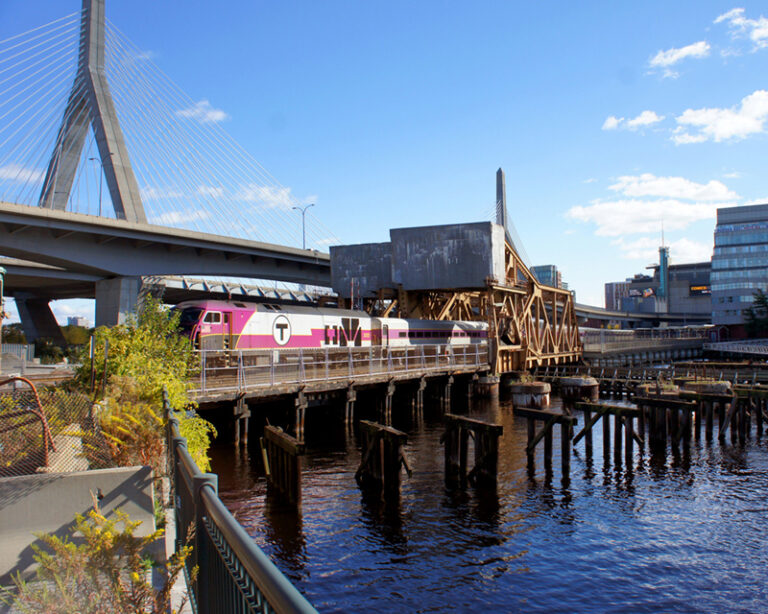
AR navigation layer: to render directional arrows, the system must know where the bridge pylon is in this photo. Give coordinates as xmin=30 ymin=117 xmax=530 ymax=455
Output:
xmin=38 ymin=0 xmax=146 ymax=223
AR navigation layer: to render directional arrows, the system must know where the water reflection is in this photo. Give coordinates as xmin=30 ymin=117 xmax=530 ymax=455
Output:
xmin=210 ymin=390 xmax=768 ymax=613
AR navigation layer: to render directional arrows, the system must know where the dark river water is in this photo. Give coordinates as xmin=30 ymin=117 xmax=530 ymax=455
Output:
xmin=209 ymin=394 xmax=768 ymax=613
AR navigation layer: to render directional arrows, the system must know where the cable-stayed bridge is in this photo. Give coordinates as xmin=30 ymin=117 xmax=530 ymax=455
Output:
xmin=0 ymin=0 xmax=341 ymax=342
xmin=1 ymin=0 xmax=586 ymax=373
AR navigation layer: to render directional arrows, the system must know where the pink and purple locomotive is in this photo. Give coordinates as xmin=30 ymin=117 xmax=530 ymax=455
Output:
xmin=174 ymin=300 xmax=488 ymax=351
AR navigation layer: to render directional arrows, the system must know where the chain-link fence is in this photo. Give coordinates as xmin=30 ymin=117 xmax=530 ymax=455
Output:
xmin=0 ymin=377 xmax=118 ymax=477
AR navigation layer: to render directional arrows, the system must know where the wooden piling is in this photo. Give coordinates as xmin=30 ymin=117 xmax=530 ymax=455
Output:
xmin=345 ymin=385 xmax=357 ymax=426
xmin=443 ymin=414 xmax=503 ymax=487
xmin=514 ymin=407 xmax=576 ymax=480
xmin=561 ymin=420 xmax=571 ymax=477
xmin=575 ymin=403 xmax=641 ymax=468
xmin=233 ymin=396 xmax=250 ymax=447
xmin=295 ymin=389 xmax=307 ymax=442
xmin=583 ymin=407 xmax=593 ymax=456
xmin=383 ymin=380 xmax=396 ymax=425
xmin=356 ymin=420 xmax=409 ymax=497
xmin=624 ymin=415 xmax=633 ymax=466
xmin=262 ymin=426 xmax=305 ymax=505
xmin=613 ymin=411 xmax=622 ymax=464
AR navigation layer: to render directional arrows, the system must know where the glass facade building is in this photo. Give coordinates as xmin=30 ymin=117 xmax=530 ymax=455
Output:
xmin=711 ymin=203 xmax=768 ymax=327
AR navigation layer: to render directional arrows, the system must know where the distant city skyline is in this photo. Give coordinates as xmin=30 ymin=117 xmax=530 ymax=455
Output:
xmin=2 ymin=1 xmax=768 ymax=323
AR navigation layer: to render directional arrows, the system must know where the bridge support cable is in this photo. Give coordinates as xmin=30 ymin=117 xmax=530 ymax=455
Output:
xmin=0 ymin=14 xmax=81 ymax=209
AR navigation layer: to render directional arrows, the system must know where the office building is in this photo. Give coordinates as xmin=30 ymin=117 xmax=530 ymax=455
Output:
xmin=711 ymin=203 xmax=768 ymax=334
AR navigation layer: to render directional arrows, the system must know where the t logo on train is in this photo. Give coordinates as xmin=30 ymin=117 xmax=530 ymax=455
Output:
xmin=174 ymin=300 xmax=487 ymax=351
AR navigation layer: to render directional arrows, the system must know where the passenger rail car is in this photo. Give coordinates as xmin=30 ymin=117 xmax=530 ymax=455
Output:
xmin=174 ymin=300 xmax=488 ymax=351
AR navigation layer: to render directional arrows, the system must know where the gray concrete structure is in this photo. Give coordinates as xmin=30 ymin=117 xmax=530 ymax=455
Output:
xmin=496 ymin=168 xmax=508 ymax=232
xmin=391 ymin=222 xmax=506 ymax=290
xmin=330 ymin=242 xmax=392 ymax=298
xmin=0 ymin=202 xmax=330 ymax=329
xmin=14 ymin=294 xmax=67 ymax=346
xmin=0 ymin=466 xmax=154 ymax=584
xmin=330 ymin=222 xmax=507 ymax=297
xmin=95 ymin=276 xmax=141 ymax=326
xmin=39 ymin=0 xmax=145 ymax=223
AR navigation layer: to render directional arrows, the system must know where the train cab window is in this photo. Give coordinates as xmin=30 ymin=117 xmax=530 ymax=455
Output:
xmin=399 ymin=332 xmax=407 ymax=338
xmin=204 ymin=312 xmax=221 ymax=324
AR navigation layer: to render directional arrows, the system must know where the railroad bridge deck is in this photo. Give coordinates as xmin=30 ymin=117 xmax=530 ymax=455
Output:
xmin=191 ymin=344 xmax=490 ymax=405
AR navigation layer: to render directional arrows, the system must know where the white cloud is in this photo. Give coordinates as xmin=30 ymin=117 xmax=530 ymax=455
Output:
xmin=722 ymin=171 xmax=742 ymax=179
xmin=650 ymin=41 xmax=711 ymax=67
xmin=744 ymin=197 xmax=768 ymax=206
xmin=609 ymin=173 xmax=739 ymax=201
xmin=567 ymin=198 xmax=721 ymax=237
xmin=715 ymin=8 xmax=768 ymax=50
xmin=176 ymin=100 xmax=229 ymax=123
xmin=649 ymin=41 xmax=711 ymax=77
xmin=674 ymin=89 xmax=768 ymax=143
xmin=601 ymin=111 xmax=664 ymax=131
xmin=237 ymin=184 xmax=295 ymax=209
xmin=611 ymin=237 xmax=712 ymax=263
xmin=314 ymin=237 xmax=339 ymax=247
xmin=141 ymin=186 xmax=184 ymax=200
xmin=0 ymin=163 xmax=44 ymax=183
xmin=602 ymin=116 xmax=623 ymax=130
xmin=197 ymin=185 xmax=224 ymax=198
xmin=626 ymin=110 xmax=665 ymax=129
xmin=152 ymin=209 xmax=210 ymax=225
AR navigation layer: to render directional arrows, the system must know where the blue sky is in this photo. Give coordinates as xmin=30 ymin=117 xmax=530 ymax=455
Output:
xmin=2 ymin=1 xmax=768 ymax=324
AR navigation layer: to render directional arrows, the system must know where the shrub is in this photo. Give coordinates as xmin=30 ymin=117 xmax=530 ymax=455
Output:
xmin=73 ymin=297 xmax=216 ymax=472
xmin=4 ymin=506 xmax=194 ymax=614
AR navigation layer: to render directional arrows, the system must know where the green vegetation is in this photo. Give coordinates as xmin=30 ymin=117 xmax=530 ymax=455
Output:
xmin=2 ymin=322 xmax=26 ymax=344
xmin=744 ymin=289 xmax=768 ymax=338
xmin=62 ymin=324 xmax=90 ymax=346
xmin=75 ymin=297 xmax=216 ymax=472
xmin=4 ymin=506 xmax=193 ymax=614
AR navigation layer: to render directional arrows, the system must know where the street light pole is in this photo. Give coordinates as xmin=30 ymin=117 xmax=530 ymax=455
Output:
xmin=89 ymin=153 xmax=113 ymax=217
xmin=89 ymin=157 xmax=104 ymax=216
xmin=292 ymin=203 xmax=315 ymax=250
xmin=0 ymin=266 xmax=5 ymax=375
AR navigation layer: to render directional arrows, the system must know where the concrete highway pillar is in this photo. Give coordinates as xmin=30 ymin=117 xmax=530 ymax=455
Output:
xmin=95 ymin=276 xmax=140 ymax=327
xmin=15 ymin=295 xmax=67 ymax=346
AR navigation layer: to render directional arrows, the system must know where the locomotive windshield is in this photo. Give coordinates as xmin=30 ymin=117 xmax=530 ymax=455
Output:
xmin=175 ymin=307 xmax=204 ymax=334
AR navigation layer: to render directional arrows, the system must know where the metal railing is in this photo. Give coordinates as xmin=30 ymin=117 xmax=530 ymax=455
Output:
xmin=582 ymin=335 xmax=705 ymax=354
xmin=2 ymin=343 xmax=34 ymax=361
xmin=703 ymin=340 xmax=768 ymax=356
xmin=191 ymin=344 xmax=490 ymax=395
xmin=165 ymin=393 xmax=316 ymax=614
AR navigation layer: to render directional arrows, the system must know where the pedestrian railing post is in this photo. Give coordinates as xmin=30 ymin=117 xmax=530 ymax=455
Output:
xmin=193 ymin=473 xmax=218 ymax=614
xmin=201 ymin=351 xmax=207 ymax=393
